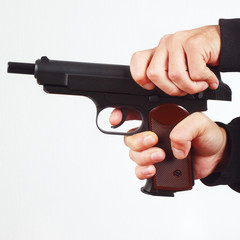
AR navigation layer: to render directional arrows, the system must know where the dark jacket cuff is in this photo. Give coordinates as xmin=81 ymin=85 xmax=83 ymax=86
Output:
xmin=219 ymin=18 xmax=240 ymax=72
xmin=201 ymin=119 xmax=240 ymax=193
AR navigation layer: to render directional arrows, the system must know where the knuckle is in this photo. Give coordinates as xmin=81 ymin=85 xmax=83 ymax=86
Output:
xmin=130 ymin=51 xmax=148 ymax=83
xmin=185 ymin=86 xmax=199 ymax=95
xmin=168 ymin=73 xmax=198 ymax=95
xmin=191 ymin=112 xmax=209 ymax=128
xmin=167 ymin=89 xmax=179 ymax=96
xmin=169 ymin=31 xmax=187 ymax=46
xmin=192 ymin=112 xmax=202 ymax=118
xmin=165 ymin=87 xmax=182 ymax=96
xmin=130 ymin=60 xmax=143 ymax=82
xmin=184 ymin=36 xmax=203 ymax=50
xmin=190 ymin=70 xmax=204 ymax=81
xmin=170 ymin=130 xmax=181 ymax=143
xmin=168 ymin=70 xmax=182 ymax=81
xmin=129 ymin=150 xmax=147 ymax=166
xmin=124 ymin=135 xmax=134 ymax=148
xmin=131 ymin=51 xmax=142 ymax=62
xmin=132 ymin=71 xmax=144 ymax=83
xmin=172 ymin=31 xmax=184 ymax=41
xmin=158 ymin=34 xmax=171 ymax=45
xmin=146 ymin=67 xmax=160 ymax=81
xmin=129 ymin=150 xmax=134 ymax=161
xmin=140 ymin=152 xmax=152 ymax=166
xmin=124 ymin=133 xmax=143 ymax=151
xmin=192 ymin=112 xmax=207 ymax=123
xmin=135 ymin=167 xmax=145 ymax=180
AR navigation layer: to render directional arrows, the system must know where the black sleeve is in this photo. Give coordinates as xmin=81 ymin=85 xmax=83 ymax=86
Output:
xmin=201 ymin=119 xmax=240 ymax=192
xmin=201 ymin=19 xmax=240 ymax=192
xmin=218 ymin=18 xmax=240 ymax=72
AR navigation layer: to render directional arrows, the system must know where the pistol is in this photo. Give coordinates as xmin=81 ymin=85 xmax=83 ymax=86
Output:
xmin=8 ymin=56 xmax=231 ymax=197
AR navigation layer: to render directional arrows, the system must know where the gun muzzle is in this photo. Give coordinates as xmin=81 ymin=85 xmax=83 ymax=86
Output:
xmin=8 ymin=62 xmax=35 ymax=75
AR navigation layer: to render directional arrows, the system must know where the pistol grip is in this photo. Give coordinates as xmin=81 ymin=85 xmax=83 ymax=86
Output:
xmin=141 ymin=104 xmax=194 ymax=196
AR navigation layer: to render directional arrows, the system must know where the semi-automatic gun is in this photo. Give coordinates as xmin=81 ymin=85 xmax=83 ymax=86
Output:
xmin=8 ymin=56 xmax=232 ymax=196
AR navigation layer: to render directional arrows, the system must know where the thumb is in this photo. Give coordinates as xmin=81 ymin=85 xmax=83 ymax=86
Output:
xmin=169 ymin=113 xmax=206 ymax=159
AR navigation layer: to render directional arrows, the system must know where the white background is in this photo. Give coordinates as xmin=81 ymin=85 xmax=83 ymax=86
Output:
xmin=0 ymin=0 xmax=240 ymax=239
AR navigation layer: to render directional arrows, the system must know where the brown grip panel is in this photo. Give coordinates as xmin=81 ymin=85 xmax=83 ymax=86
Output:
xmin=149 ymin=104 xmax=193 ymax=192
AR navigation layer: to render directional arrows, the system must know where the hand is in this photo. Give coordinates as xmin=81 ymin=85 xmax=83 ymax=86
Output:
xmin=110 ymin=111 xmax=228 ymax=180
xmin=130 ymin=25 xmax=221 ymax=95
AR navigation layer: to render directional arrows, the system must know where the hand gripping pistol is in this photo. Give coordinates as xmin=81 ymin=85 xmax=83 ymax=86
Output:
xmin=8 ymin=57 xmax=231 ymax=196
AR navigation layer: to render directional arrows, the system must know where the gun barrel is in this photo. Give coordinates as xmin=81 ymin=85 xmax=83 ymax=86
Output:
xmin=8 ymin=62 xmax=35 ymax=75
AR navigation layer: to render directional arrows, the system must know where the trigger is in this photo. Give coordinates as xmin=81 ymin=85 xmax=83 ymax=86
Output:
xmin=111 ymin=108 xmax=128 ymax=129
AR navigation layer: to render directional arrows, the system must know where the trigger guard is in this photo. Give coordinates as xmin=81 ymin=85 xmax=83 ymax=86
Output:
xmin=111 ymin=108 xmax=128 ymax=129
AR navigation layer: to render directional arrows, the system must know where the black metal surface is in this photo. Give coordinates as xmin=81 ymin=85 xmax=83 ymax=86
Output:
xmin=8 ymin=62 xmax=35 ymax=75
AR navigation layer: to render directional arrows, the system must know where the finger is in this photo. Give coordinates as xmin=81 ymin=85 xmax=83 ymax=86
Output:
xmin=109 ymin=108 xmax=141 ymax=126
xmin=124 ymin=131 xmax=158 ymax=152
xmin=168 ymin=45 xmax=209 ymax=94
xmin=147 ymin=39 xmax=186 ymax=96
xmin=169 ymin=112 xmax=206 ymax=159
xmin=109 ymin=108 xmax=123 ymax=125
xmin=129 ymin=147 xmax=165 ymax=166
xmin=135 ymin=165 xmax=156 ymax=180
xmin=130 ymin=49 xmax=156 ymax=90
xmin=185 ymin=44 xmax=219 ymax=90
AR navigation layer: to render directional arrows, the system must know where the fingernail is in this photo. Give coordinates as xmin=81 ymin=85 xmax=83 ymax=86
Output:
xmin=209 ymin=83 xmax=218 ymax=89
xmin=143 ymin=82 xmax=155 ymax=90
xmin=151 ymin=151 xmax=163 ymax=162
xmin=144 ymin=135 xmax=155 ymax=146
xmin=142 ymin=166 xmax=154 ymax=175
xmin=172 ymin=148 xmax=185 ymax=159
